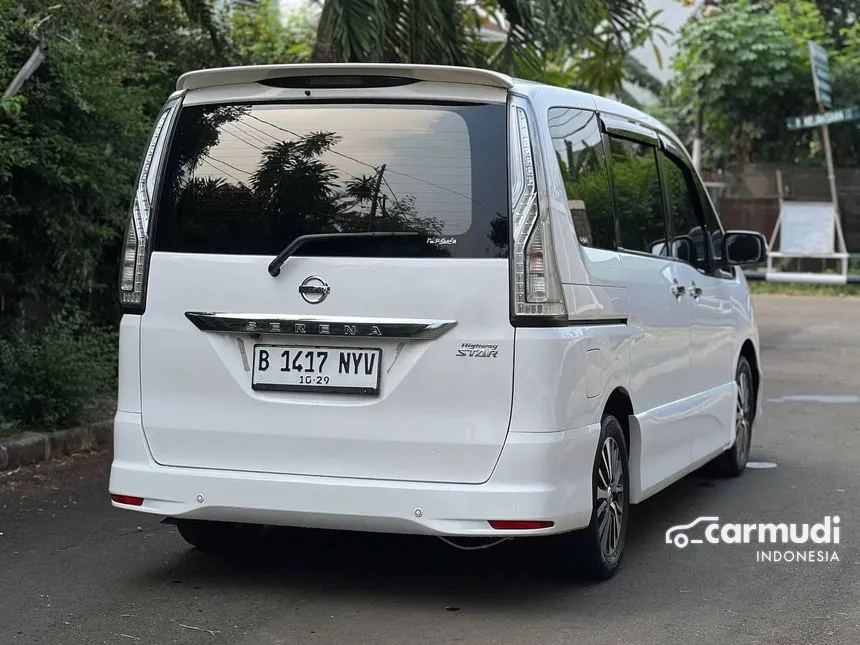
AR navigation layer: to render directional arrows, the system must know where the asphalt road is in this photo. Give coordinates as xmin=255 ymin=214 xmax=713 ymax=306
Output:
xmin=1 ymin=295 xmax=859 ymax=645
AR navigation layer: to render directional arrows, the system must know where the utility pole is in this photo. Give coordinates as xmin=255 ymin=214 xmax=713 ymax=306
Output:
xmin=692 ymin=98 xmax=704 ymax=172
xmin=690 ymin=0 xmax=720 ymax=172
xmin=808 ymin=40 xmax=839 ymax=274
xmin=368 ymin=164 xmax=386 ymax=219
xmin=808 ymin=41 xmax=839 ymax=214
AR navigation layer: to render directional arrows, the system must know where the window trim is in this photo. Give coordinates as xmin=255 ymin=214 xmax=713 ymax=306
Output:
xmin=599 ymin=115 xmax=660 ymax=147
xmin=600 ymin=130 xmax=622 ymax=250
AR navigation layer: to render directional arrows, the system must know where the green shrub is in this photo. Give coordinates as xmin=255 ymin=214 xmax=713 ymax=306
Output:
xmin=0 ymin=310 xmax=117 ymax=429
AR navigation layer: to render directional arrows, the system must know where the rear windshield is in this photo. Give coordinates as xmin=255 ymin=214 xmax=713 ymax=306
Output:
xmin=152 ymin=101 xmax=509 ymax=259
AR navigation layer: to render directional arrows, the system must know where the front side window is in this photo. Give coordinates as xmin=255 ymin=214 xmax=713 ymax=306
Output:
xmin=152 ymin=102 xmax=510 ymax=259
xmin=699 ymin=185 xmax=725 ymax=263
xmin=608 ymin=136 xmax=667 ymax=255
xmin=547 ymin=107 xmax=616 ymax=250
xmin=660 ymin=151 xmax=709 ymax=273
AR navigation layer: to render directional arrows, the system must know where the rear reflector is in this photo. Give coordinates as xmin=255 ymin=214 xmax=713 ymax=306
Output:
xmin=111 ymin=494 xmax=144 ymax=506
xmin=488 ymin=520 xmax=554 ymax=530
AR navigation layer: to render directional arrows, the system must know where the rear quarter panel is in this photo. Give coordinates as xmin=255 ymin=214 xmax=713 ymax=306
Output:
xmin=510 ymin=323 xmax=634 ymax=434
xmin=509 ymin=86 xmax=635 ymax=436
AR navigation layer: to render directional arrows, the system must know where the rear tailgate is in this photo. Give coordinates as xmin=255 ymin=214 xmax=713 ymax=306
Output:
xmin=137 ymin=91 xmax=514 ymax=484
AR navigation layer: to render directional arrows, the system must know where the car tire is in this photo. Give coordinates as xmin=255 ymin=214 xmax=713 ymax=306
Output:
xmin=175 ymin=519 xmax=262 ymax=552
xmin=711 ymin=355 xmax=755 ymax=478
xmin=551 ymin=413 xmax=630 ymax=582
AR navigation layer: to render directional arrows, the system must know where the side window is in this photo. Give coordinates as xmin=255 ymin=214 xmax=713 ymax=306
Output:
xmin=547 ymin=107 xmax=616 ymax=250
xmin=608 ymin=136 xmax=667 ymax=255
xmin=699 ymin=186 xmax=725 ymax=263
xmin=660 ymin=151 xmax=709 ymax=273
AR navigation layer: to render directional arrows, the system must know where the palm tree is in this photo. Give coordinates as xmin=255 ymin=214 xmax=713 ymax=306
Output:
xmin=310 ymin=0 xmax=669 ymax=98
xmin=177 ymin=0 xmax=669 ymax=99
xmin=311 ymin=0 xmax=470 ymax=65
xmin=177 ymin=0 xmax=229 ymax=61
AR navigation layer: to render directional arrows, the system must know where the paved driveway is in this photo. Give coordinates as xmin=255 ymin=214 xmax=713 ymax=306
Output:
xmin=1 ymin=295 xmax=858 ymax=644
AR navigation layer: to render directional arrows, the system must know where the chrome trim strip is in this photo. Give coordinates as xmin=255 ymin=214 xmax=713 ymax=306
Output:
xmin=599 ymin=115 xmax=659 ymax=146
xmin=184 ymin=312 xmax=457 ymax=340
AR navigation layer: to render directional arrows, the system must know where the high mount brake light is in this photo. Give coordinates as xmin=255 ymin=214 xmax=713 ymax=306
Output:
xmin=509 ymin=99 xmax=566 ymax=321
xmin=119 ymin=93 xmax=184 ymax=312
xmin=257 ymin=75 xmax=419 ymax=89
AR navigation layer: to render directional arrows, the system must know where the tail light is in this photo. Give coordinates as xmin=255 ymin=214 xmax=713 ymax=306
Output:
xmin=111 ymin=494 xmax=144 ymax=506
xmin=119 ymin=91 xmax=184 ymax=313
xmin=488 ymin=520 xmax=554 ymax=530
xmin=508 ymin=98 xmax=566 ymax=322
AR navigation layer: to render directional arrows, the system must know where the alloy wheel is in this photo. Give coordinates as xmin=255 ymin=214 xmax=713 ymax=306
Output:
xmin=736 ymin=368 xmax=752 ymax=464
xmin=596 ymin=436 xmax=625 ymax=560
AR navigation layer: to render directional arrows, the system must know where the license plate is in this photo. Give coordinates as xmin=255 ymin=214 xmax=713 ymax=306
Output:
xmin=251 ymin=345 xmax=382 ymax=394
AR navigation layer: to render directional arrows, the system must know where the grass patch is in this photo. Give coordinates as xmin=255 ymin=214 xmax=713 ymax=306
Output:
xmin=0 ymin=424 xmax=20 ymax=439
xmin=748 ymin=280 xmax=860 ymax=297
xmin=0 ymin=310 xmax=117 ymax=431
xmin=0 ymin=396 xmax=115 ymax=439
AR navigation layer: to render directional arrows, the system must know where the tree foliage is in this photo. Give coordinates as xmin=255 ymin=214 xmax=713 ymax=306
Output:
xmin=223 ymin=0 xmax=316 ymax=66
xmin=0 ymin=0 xmax=312 ymax=427
xmin=0 ymin=0 xmax=668 ymax=427
xmin=666 ymin=0 xmax=860 ymax=168
xmin=309 ymin=0 xmax=670 ymax=98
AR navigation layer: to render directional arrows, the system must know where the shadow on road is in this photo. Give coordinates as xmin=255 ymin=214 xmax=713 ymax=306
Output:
xmin=133 ymin=467 xmax=730 ymax=610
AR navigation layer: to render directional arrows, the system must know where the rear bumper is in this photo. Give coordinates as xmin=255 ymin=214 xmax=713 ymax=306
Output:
xmin=109 ymin=411 xmax=600 ymax=537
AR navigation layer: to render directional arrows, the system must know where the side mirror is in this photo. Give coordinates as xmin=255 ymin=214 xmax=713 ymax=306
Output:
xmin=670 ymin=235 xmax=696 ymax=263
xmin=723 ymin=230 xmax=767 ymax=265
xmin=649 ymin=239 xmax=667 ymax=256
xmin=650 ymin=236 xmax=696 ymax=261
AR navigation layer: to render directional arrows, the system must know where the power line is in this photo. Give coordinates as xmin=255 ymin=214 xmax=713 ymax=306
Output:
xmin=199 ymin=159 xmax=246 ymax=186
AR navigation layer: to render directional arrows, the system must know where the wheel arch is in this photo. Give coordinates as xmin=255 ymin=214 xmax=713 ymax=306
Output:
xmin=602 ymin=387 xmax=643 ymax=502
xmin=603 ymin=387 xmax=634 ymax=449
xmin=739 ymin=338 xmax=760 ymax=419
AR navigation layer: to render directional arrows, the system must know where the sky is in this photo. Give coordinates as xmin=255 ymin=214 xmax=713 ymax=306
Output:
xmin=633 ymin=0 xmax=697 ymax=84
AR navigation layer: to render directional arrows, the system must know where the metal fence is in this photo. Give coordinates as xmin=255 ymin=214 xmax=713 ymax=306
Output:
xmin=704 ymin=163 xmax=860 ymax=253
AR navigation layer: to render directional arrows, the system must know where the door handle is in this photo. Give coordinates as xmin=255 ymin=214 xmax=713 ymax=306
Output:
xmin=690 ymin=282 xmax=702 ymax=299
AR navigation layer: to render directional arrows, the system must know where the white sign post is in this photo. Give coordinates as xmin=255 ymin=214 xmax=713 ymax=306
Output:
xmin=765 ymin=170 xmax=848 ymax=284
xmin=767 ymin=42 xmax=849 ymax=284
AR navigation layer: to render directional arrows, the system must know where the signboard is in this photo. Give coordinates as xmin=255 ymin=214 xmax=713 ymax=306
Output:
xmin=808 ymin=40 xmax=832 ymax=107
xmin=778 ymin=201 xmax=835 ymax=255
xmin=786 ymin=106 xmax=860 ymax=130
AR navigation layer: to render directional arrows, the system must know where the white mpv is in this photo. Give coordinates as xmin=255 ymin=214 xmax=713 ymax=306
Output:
xmin=110 ymin=63 xmax=767 ymax=580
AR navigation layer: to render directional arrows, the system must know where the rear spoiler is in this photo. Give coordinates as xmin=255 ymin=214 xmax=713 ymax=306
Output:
xmin=176 ymin=63 xmax=516 ymax=92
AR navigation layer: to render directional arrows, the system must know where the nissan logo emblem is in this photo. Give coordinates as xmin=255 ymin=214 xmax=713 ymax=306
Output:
xmin=299 ymin=276 xmax=330 ymax=304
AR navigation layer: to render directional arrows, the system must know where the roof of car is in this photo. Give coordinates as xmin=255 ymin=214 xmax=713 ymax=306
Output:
xmin=175 ymin=63 xmax=677 ymax=149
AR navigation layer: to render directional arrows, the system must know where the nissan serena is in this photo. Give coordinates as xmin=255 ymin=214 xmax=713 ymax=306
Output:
xmin=109 ymin=63 xmax=767 ymax=580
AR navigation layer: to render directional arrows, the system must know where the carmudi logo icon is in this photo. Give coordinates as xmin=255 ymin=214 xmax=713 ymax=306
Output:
xmin=665 ymin=516 xmax=841 ymax=563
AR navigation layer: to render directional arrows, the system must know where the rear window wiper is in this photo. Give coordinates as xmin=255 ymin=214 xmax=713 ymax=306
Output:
xmin=268 ymin=231 xmax=427 ymax=276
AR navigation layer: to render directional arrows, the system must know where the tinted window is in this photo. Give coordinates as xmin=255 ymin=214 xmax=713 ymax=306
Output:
xmin=699 ymin=185 xmax=724 ymax=262
xmin=608 ymin=136 xmax=667 ymax=255
xmin=547 ymin=108 xmax=616 ymax=250
xmin=153 ymin=102 xmax=509 ymax=258
xmin=660 ymin=151 xmax=708 ymax=272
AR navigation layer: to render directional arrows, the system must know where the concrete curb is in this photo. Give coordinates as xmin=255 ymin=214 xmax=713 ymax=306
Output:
xmin=0 ymin=419 xmax=113 ymax=471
